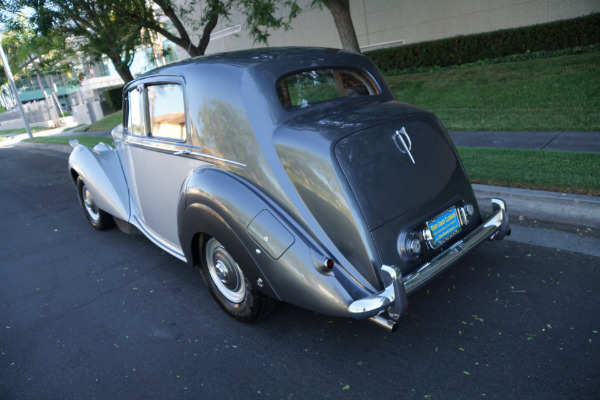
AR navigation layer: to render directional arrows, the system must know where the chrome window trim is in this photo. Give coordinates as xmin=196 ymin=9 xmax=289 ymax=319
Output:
xmin=123 ymin=75 xmax=190 ymax=144
xmin=148 ymin=135 xmax=186 ymax=144
xmin=123 ymin=74 xmax=246 ymax=168
xmin=146 ymin=82 xmax=188 ymax=143
xmin=125 ymin=135 xmax=194 ymax=150
xmin=125 ymin=84 xmax=146 ymax=136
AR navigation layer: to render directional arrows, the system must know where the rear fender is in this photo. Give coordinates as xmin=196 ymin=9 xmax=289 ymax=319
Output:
xmin=178 ymin=169 xmax=361 ymax=317
xmin=68 ymin=144 xmax=129 ymax=222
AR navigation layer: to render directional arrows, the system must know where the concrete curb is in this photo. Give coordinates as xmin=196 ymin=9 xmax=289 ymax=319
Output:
xmin=449 ymin=131 xmax=600 ymax=153
xmin=473 ymin=184 xmax=600 ymax=229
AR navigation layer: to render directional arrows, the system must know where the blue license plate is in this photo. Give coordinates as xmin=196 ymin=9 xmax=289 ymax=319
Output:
xmin=427 ymin=207 xmax=461 ymax=246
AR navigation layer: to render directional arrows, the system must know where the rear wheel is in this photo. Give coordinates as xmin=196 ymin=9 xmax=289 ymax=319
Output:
xmin=200 ymin=237 xmax=275 ymax=322
xmin=76 ymin=177 xmax=114 ymax=230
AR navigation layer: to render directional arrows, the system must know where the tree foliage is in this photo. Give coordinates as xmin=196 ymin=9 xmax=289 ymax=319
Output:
xmin=1 ymin=0 xmax=148 ymax=83
xmin=131 ymin=0 xmax=302 ymax=58
xmin=0 ymin=16 xmax=75 ymax=78
xmin=1 ymin=0 xmax=305 ymax=84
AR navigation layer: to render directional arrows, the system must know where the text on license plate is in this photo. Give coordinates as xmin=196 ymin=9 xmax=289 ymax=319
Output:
xmin=427 ymin=207 xmax=461 ymax=245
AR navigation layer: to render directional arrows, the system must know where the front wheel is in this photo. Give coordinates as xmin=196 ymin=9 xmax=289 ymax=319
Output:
xmin=76 ymin=177 xmax=114 ymax=230
xmin=200 ymin=237 xmax=275 ymax=322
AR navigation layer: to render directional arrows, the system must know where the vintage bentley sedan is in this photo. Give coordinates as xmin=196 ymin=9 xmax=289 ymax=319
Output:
xmin=68 ymin=47 xmax=510 ymax=331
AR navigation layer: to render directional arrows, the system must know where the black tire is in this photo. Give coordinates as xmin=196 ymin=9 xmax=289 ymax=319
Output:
xmin=76 ymin=177 xmax=114 ymax=230
xmin=199 ymin=236 xmax=275 ymax=322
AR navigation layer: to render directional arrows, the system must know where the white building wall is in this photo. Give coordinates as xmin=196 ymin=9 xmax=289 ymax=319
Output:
xmin=173 ymin=0 xmax=600 ymax=60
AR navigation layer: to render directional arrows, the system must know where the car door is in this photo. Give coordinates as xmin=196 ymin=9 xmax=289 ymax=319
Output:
xmin=121 ymin=77 xmax=196 ymax=255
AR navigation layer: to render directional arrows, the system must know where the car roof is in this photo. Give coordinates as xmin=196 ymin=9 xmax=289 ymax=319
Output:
xmin=136 ymin=47 xmax=360 ymax=79
xmin=128 ymin=47 xmax=395 ymax=126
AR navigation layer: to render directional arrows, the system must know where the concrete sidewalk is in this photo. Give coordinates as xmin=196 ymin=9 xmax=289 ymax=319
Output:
xmin=55 ymin=128 xmax=112 ymax=138
xmin=449 ymin=130 xmax=600 ymax=153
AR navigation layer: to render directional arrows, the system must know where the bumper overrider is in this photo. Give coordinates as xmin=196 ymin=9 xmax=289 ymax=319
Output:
xmin=349 ymin=198 xmax=511 ymax=332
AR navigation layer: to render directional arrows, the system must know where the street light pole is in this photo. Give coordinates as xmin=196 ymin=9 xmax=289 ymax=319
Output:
xmin=0 ymin=40 xmax=33 ymax=139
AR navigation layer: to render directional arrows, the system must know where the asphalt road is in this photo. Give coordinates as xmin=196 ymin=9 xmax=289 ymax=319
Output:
xmin=1 ymin=146 xmax=599 ymax=400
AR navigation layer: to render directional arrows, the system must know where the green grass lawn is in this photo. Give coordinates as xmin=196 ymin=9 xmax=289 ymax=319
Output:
xmin=458 ymin=147 xmax=600 ymax=196
xmin=75 ymin=111 xmax=123 ymax=132
xmin=385 ymin=52 xmax=600 ymax=131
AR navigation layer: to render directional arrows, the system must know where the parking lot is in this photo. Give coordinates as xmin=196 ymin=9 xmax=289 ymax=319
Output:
xmin=1 ymin=145 xmax=598 ymax=399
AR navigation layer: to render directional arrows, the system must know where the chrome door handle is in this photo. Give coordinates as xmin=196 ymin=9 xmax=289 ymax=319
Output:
xmin=173 ymin=149 xmax=191 ymax=156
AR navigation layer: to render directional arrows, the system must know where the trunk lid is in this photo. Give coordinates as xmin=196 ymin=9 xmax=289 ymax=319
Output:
xmin=334 ymin=113 xmax=468 ymax=230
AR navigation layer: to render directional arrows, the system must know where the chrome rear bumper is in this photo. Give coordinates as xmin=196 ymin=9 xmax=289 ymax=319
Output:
xmin=348 ymin=198 xmax=510 ymax=327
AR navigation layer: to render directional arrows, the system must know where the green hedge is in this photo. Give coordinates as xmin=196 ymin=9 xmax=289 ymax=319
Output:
xmin=366 ymin=13 xmax=600 ymax=71
xmin=102 ymin=86 xmax=124 ymax=111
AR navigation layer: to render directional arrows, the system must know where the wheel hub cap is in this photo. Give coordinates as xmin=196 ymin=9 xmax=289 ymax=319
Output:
xmin=82 ymin=186 xmax=100 ymax=223
xmin=215 ymin=261 xmax=229 ymax=282
xmin=205 ymin=238 xmax=246 ymax=303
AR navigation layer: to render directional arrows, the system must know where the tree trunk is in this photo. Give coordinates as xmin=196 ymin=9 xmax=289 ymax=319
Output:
xmin=107 ymin=56 xmax=135 ymax=84
xmin=324 ymin=0 xmax=360 ymax=53
xmin=153 ymin=0 xmax=219 ymax=58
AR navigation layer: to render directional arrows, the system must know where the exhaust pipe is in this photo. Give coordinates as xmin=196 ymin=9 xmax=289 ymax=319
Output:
xmin=369 ymin=314 xmax=399 ymax=333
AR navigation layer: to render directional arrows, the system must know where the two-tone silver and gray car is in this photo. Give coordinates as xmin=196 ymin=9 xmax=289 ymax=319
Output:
xmin=68 ymin=47 xmax=510 ymax=331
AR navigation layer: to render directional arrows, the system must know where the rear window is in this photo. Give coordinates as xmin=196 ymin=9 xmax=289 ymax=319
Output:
xmin=277 ymin=68 xmax=378 ymax=109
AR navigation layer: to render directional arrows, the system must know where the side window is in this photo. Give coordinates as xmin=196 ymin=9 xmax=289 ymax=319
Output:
xmin=147 ymin=83 xmax=186 ymax=141
xmin=127 ymin=88 xmax=143 ymax=135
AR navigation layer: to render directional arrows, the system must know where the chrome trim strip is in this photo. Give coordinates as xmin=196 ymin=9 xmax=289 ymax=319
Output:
xmin=132 ymin=215 xmax=187 ymax=262
xmin=173 ymin=149 xmax=206 ymax=157
xmin=125 ymin=136 xmax=198 ymax=151
xmin=195 ymin=152 xmax=247 ymax=167
xmin=347 ymin=199 xmax=509 ymax=320
xmin=123 ymin=137 xmax=246 ymax=167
